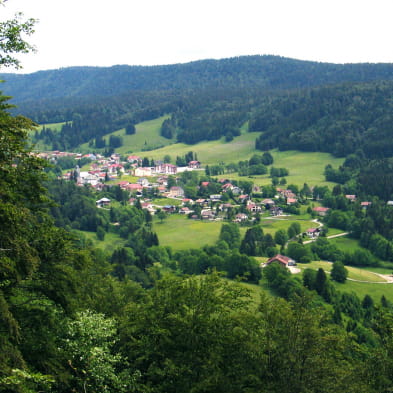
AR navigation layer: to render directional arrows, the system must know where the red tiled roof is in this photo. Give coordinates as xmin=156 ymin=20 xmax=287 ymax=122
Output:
xmin=266 ymin=254 xmax=293 ymax=266
xmin=312 ymin=207 xmax=330 ymax=212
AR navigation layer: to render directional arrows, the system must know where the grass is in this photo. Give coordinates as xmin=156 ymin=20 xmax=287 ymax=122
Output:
xmin=328 ymin=236 xmax=365 ymax=253
xmin=153 ymin=215 xmax=251 ymax=250
xmin=133 ymin=135 xmax=343 ymax=187
xmin=135 ymin=132 xmax=258 ymax=165
xmin=78 ymin=115 xmax=173 ymax=154
xmin=259 ymin=217 xmax=313 ymax=235
xmin=153 ymin=215 xmax=235 ymax=250
xmin=296 ymin=260 xmax=393 ymax=302
xmin=332 ymin=280 xmax=393 ymax=303
xmin=297 ymin=261 xmax=385 ymax=283
xmin=37 ymin=122 xmax=68 ymax=131
xmin=155 ymin=214 xmax=321 ymax=250
xmin=152 ymin=198 xmax=183 ymax=207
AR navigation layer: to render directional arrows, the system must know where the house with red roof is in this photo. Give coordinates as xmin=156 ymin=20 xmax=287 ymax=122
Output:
xmin=312 ymin=207 xmax=330 ymax=216
xmin=306 ymin=228 xmax=320 ymax=238
xmin=188 ymin=160 xmax=201 ymax=169
xmin=265 ymin=254 xmax=296 ymax=267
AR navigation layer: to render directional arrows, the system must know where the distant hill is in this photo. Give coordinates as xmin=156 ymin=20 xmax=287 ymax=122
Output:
xmin=2 ymin=55 xmax=393 ymax=104
xmin=2 ymin=55 xmax=393 ymax=154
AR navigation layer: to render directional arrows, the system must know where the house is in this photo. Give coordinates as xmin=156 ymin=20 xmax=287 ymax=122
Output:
xmin=262 ymin=198 xmax=275 ymax=206
xmin=117 ymin=181 xmax=130 ymax=189
xmin=180 ymin=207 xmax=193 ymax=215
xmin=265 ymin=254 xmax=296 ymax=267
xmin=231 ymin=186 xmax=242 ymax=195
xmin=182 ymin=198 xmax=194 ymax=205
xmin=126 ymin=183 xmax=143 ymax=193
xmin=361 ymin=201 xmax=372 ymax=209
xmin=137 ymin=177 xmax=150 ymax=187
xmin=286 ymin=197 xmax=297 ymax=205
xmin=312 ymin=207 xmax=330 ymax=216
xmin=222 ymin=183 xmax=234 ymax=191
xmin=233 ymin=213 xmax=248 ymax=222
xmin=210 ymin=194 xmax=222 ymax=202
xmin=110 ymin=153 xmax=121 ymax=164
xmin=270 ymin=206 xmax=283 ymax=216
xmin=238 ymin=194 xmax=249 ymax=203
xmin=96 ymin=197 xmax=111 ymax=207
xmin=155 ymin=163 xmax=177 ymax=175
xmin=246 ymin=202 xmax=262 ymax=213
xmin=134 ymin=167 xmax=152 ymax=177
xmin=219 ymin=203 xmax=233 ymax=212
xmin=188 ymin=160 xmax=201 ymax=169
xmin=78 ymin=172 xmax=99 ymax=186
xmin=162 ymin=205 xmax=176 ymax=213
xmin=306 ymin=228 xmax=320 ymax=238
xmin=345 ymin=195 xmax=357 ymax=202
xmin=201 ymin=209 xmax=216 ymax=220
xmin=141 ymin=202 xmax=156 ymax=215
xmin=196 ymin=198 xmax=208 ymax=206
xmin=127 ymin=155 xmax=142 ymax=164
xmin=168 ymin=186 xmax=185 ymax=198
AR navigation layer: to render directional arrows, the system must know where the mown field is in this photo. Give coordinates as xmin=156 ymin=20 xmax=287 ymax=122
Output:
xmin=154 ymin=214 xmax=320 ymax=251
xmin=133 ymin=131 xmax=344 ymax=187
xmin=296 ymin=260 xmax=393 ymax=302
xmin=77 ymin=115 xmax=173 ymax=153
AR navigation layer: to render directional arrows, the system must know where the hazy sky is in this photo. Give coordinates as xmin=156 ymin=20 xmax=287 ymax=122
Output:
xmin=2 ymin=0 xmax=393 ymax=73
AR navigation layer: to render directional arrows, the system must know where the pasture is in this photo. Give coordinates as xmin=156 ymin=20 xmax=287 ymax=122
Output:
xmin=296 ymin=260 xmax=393 ymax=302
xmin=154 ymin=214 xmax=321 ymax=251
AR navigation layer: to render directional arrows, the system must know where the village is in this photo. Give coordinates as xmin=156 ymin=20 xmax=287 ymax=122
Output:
xmin=35 ymin=149 xmax=367 ymax=244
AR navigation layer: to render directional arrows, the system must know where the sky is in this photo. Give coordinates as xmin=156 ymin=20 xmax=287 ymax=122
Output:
xmin=1 ymin=0 xmax=393 ymax=74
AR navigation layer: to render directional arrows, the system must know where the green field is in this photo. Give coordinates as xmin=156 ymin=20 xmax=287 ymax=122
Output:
xmin=296 ymin=260 xmax=393 ymax=302
xmin=297 ymin=261 xmax=386 ymax=283
xmin=259 ymin=217 xmax=313 ymax=235
xmin=78 ymin=115 xmax=173 ymax=154
xmin=155 ymin=215 xmax=321 ymax=250
xmin=37 ymin=122 xmax=68 ymax=131
xmin=135 ymin=132 xmax=258 ymax=165
xmin=328 ymin=236 xmax=365 ymax=253
xmin=332 ymin=280 xmax=393 ymax=303
xmin=153 ymin=215 xmax=235 ymax=250
xmin=132 ymin=130 xmax=343 ymax=187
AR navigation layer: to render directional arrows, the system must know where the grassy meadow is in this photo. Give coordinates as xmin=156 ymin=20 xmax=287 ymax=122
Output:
xmin=133 ymin=131 xmax=344 ymax=188
xmin=154 ymin=214 xmax=321 ymax=251
xmin=296 ymin=260 xmax=393 ymax=302
xmin=78 ymin=115 xmax=173 ymax=154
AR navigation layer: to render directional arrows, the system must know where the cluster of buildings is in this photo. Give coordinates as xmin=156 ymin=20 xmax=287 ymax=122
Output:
xmin=45 ymin=151 xmax=203 ymax=189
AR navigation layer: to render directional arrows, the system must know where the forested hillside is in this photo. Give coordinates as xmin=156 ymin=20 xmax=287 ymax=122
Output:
xmin=3 ymin=55 xmax=393 ymax=152
xmin=252 ymin=81 xmax=393 ymax=158
xmin=3 ymin=55 xmax=393 ymax=103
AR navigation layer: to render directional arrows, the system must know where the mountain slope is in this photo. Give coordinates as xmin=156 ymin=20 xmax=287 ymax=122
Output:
xmin=2 ymin=55 xmax=393 ymax=104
